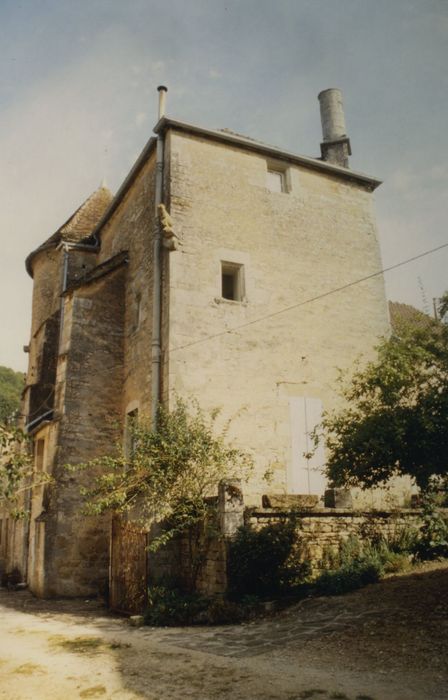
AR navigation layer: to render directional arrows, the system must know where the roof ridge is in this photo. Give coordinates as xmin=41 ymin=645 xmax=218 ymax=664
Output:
xmin=59 ymin=185 xmax=113 ymax=238
xmin=25 ymin=185 xmax=114 ymax=277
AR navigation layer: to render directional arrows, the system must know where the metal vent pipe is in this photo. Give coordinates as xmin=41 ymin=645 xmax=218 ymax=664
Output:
xmin=157 ymin=85 xmax=168 ymax=120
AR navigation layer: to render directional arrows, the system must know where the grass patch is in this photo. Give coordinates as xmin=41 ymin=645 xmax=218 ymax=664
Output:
xmin=51 ymin=636 xmax=103 ymax=654
xmin=13 ymin=663 xmax=46 ymax=675
xmin=79 ymin=686 xmax=107 ymax=698
xmin=108 ymin=641 xmax=131 ymax=650
xmin=49 ymin=635 xmax=130 ymax=655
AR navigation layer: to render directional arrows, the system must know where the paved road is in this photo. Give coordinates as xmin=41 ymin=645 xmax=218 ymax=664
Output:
xmin=145 ymin=596 xmax=390 ymax=658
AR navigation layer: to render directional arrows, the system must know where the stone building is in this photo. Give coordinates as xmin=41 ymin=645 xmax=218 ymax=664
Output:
xmin=3 ymin=87 xmax=393 ymax=597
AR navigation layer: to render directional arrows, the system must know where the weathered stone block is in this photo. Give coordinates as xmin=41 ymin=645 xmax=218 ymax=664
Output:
xmin=219 ymin=479 xmax=244 ymax=538
xmin=324 ymin=488 xmax=353 ymax=509
xmin=262 ymin=494 xmax=319 ymax=509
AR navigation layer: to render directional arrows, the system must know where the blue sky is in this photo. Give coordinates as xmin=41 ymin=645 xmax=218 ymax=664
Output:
xmin=1 ymin=0 xmax=447 ymax=370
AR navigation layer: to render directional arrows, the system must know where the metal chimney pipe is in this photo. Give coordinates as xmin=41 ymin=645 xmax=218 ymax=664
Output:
xmin=318 ymin=88 xmax=347 ymax=141
xmin=318 ymin=88 xmax=351 ymax=168
xmin=157 ymin=85 xmax=168 ymax=120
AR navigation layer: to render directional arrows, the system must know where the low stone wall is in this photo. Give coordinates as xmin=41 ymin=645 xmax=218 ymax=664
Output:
xmin=108 ymin=480 xmax=444 ymax=611
xmin=247 ymin=507 xmax=423 ymax=573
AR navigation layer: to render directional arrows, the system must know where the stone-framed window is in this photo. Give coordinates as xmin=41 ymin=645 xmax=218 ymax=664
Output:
xmin=266 ymin=161 xmax=291 ymax=193
xmin=221 ymin=262 xmax=245 ymax=302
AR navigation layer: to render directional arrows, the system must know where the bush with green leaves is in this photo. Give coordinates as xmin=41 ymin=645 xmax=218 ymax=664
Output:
xmin=144 ymin=584 xmax=209 ymax=626
xmin=386 ymin=524 xmax=420 ymax=556
xmin=314 ymin=559 xmax=381 ymax=596
xmin=227 ymin=516 xmax=310 ymax=599
xmin=316 ymin=311 xmax=448 ymax=491
xmin=414 ymin=492 xmax=448 ymax=560
xmin=0 ymin=366 xmax=24 ymax=425
xmin=314 ymin=534 xmax=414 ymax=596
xmin=143 ymin=585 xmax=261 ymax=626
xmin=72 ymin=398 xmax=253 ymax=589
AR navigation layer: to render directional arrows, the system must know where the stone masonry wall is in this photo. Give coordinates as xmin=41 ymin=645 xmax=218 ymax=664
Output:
xmin=166 ymin=130 xmax=390 ymax=505
xmin=98 ymin=152 xmax=158 ymax=420
xmin=36 ymin=265 xmax=126 ymax=597
xmin=248 ymin=508 xmax=424 ymax=573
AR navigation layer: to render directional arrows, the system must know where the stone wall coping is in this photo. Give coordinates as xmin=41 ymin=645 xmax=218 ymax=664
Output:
xmin=247 ymin=507 xmax=436 ymax=519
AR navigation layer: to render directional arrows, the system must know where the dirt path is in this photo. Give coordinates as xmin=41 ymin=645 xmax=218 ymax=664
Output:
xmin=0 ymin=562 xmax=447 ymax=700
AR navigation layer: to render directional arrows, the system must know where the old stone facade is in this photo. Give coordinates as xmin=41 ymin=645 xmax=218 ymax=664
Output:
xmin=3 ymin=88 xmax=396 ymax=598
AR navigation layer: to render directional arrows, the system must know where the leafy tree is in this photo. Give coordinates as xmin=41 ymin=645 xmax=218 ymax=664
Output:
xmin=0 ymin=424 xmax=52 ymax=517
xmin=439 ymin=292 xmax=448 ymax=323
xmin=0 ymin=366 xmax=24 ymax=424
xmin=0 ymin=424 xmax=32 ymax=512
xmin=319 ymin=307 xmax=448 ymax=491
xmin=72 ymin=398 xmax=253 ymax=587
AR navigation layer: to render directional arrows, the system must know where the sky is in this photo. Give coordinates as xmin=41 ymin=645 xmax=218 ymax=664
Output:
xmin=1 ymin=0 xmax=447 ymax=371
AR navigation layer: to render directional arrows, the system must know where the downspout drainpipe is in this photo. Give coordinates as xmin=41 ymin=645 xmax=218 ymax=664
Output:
xmin=58 ymin=242 xmax=70 ymax=347
xmin=151 ymin=86 xmax=168 ymax=428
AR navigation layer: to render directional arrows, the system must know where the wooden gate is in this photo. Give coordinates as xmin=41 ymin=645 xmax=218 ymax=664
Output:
xmin=110 ymin=516 xmax=147 ymax=614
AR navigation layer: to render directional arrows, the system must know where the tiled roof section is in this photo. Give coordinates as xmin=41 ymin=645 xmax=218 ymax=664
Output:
xmin=389 ymin=301 xmax=438 ymax=333
xmin=26 ymin=186 xmax=114 ymax=277
xmin=58 ymin=185 xmax=114 ymax=243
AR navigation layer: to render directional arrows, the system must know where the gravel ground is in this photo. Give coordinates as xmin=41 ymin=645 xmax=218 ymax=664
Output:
xmin=0 ymin=560 xmax=447 ymax=700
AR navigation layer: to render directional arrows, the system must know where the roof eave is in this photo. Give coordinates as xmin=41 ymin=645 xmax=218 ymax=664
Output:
xmin=25 ymin=240 xmax=98 ymax=278
xmin=154 ymin=116 xmax=382 ymax=190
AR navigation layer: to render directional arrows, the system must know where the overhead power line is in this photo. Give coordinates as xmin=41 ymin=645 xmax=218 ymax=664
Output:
xmin=169 ymin=241 xmax=448 ymax=354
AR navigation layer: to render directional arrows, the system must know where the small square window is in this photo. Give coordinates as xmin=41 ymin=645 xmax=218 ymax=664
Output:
xmin=221 ymin=262 xmax=244 ymax=302
xmin=266 ymin=169 xmax=285 ymax=193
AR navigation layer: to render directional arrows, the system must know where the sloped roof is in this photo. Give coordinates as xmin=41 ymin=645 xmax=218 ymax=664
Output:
xmin=26 ymin=185 xmax=114 ymax=277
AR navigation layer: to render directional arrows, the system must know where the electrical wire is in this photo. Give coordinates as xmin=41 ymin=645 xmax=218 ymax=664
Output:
xmin=169 ymin=241 xmax=448 ymax=354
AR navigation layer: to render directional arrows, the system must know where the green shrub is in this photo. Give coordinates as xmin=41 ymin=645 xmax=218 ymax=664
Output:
xmin=315 ymin=529 xmax=423 ymax=597
xmin=314 ymin=558 xmax=381 ymax=596
xmin=227 ymin=517 xmax=310 ymax=599
xmin=144 ymin=585 xmax=209 ymax=626
xmin=386 ymin=524 xmax=420 ymax=555
xmin=143 ymin=585 xmax=263 ymax=626
xmin=381 ymin=551 xmax=411 ymax=573
xmin=206 ymin=598 xmax=245 ymax=625
xmin=314 ymin=537 xmax=381 ymax=595
xmin=414 ymin=498 xmax=448 ymax=560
